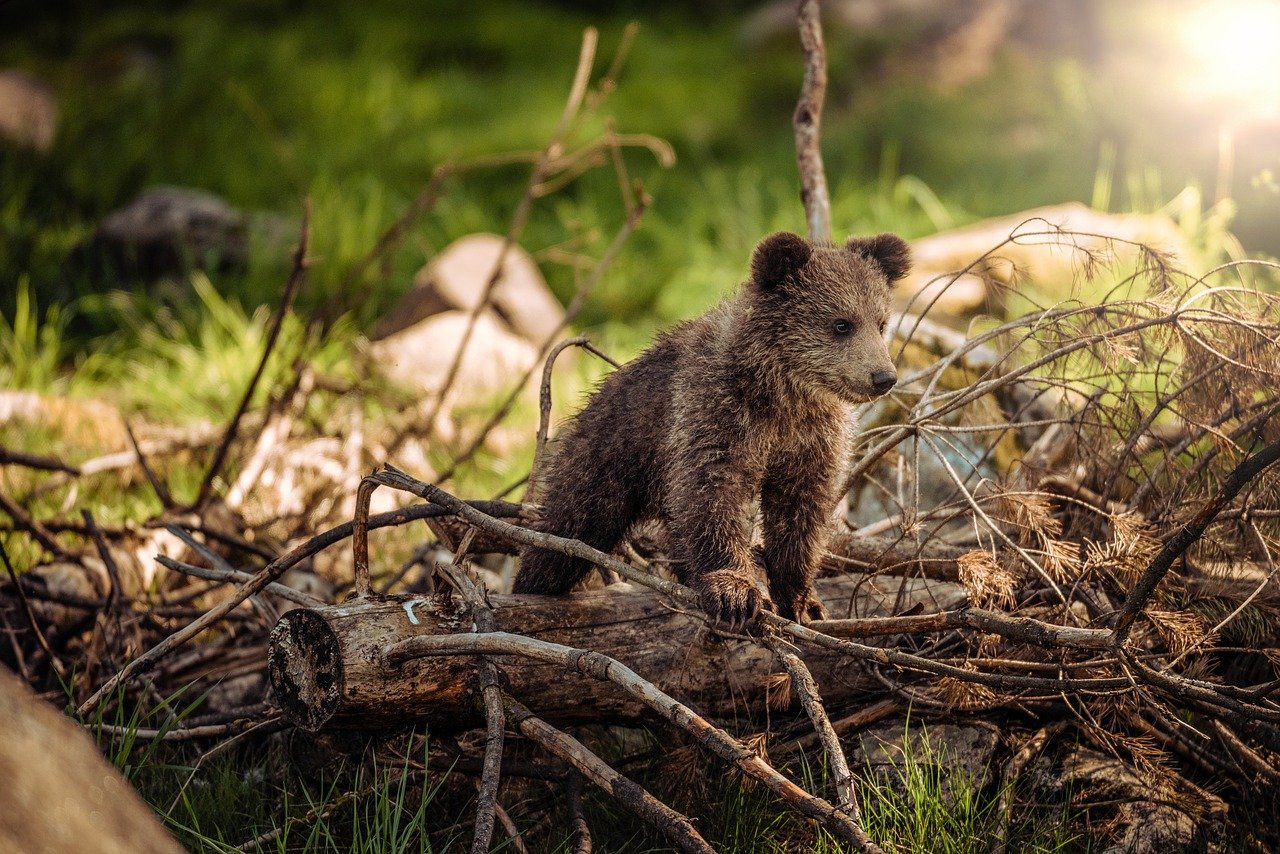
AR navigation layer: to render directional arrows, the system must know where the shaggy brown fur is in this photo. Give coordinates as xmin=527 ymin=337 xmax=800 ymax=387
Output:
xmin=514 ymin=231 xmax=910 ymax=624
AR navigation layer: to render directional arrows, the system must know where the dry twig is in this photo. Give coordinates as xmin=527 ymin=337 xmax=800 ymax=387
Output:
xmin=195 ymin=202 xmax=311 ymax=509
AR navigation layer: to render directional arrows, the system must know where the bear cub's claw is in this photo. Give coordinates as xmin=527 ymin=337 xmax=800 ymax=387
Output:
xmin=695 ymin=568 xmax=773 ymax=630
xmin=776 ymin=591 xmax=828 ymax=625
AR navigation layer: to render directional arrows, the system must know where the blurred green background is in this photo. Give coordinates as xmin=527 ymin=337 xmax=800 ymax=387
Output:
xmin=2 ymin=0 xmax=1278 ymax=398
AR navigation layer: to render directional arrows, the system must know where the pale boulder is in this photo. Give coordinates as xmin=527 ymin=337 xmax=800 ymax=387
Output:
xmin=375 ymin=233 xmax=564 ymax=343
xmin=0 ymin=70 xmax=57 ymax=150
xmin=0 ymin=666 xmax=184 ymax=854
xmin=368 ymin=308 xmax=538 ymax=400
xmin=900 ymin=203 xmax=1189 ymax=320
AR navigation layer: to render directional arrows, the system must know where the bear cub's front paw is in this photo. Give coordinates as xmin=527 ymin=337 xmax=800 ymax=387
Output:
xmin=776 ymin=590 xmax=828 ymax=625
xmin=695 ymin=568 xmax=773 ymax=629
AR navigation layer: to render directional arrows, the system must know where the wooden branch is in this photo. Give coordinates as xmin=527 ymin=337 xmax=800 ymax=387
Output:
xmin=488 ymin=794 xmax=528 ymax=854
xmin=473 ymin=661 xmax=505 ymax=854
xmin=78 ymin=498 xmax=519 ymax=717
xmin=397 ymin=28 xmax=600 ymax=458
xmin=1211 ymin=718 xmax=1280 ymax=783
xmin=814 ymin=607 xmax=1110 ymax=649
xmin=1119 ymin=646 xmax=1280 ymax=725
xmin=155 ymin=555 xmax=322 ymax=609
xmin=123 ymin=417 xmax=174 ymax=509
xmin=352 ymin=475 xmax=377 ymax=597
xmin=764 ymin=634 xmax=881 ymax=853
xmin=826 ymin=530 xmax=966 ymax=580
xmin=82 ymin=510 xmax=124 ymax=610
xmin=159 ymin=524 xmax=326 ymax=609
xmin=777 ymin=698 xmax=900 ymax=759
xmin=195 ymin=201 xmax=310 ymax=509
xmin=502 ymin=695 xmax=714 ymax=854
xmin=793 ymin=0 xmax=832 ymax=242
xmin=0 ymin=539 xmax=62 ymax=673
xmin=368 ymin=467 xmax=1128 ymax=692
xmin=783 ymin=618 xmax=1128 ymax=694
xmin=0 ymin=488 xmax=70 ymax=559
xmin=93 ymin=716 xmax=285 ymax=743
xmin=566 ymin=770 xmax=592 ymax=854
xmin=433 ymin=552 xmax=507 ymax=854
xmin=432 ymin=189 xmax=643 ymax=487
xmin=0 ymin=445 xmax=80 ymax=475
xmin=1114 ymin=435 xmax=1280 ymax=643
xmin=528 ymin=335 xmax=590 ymax=501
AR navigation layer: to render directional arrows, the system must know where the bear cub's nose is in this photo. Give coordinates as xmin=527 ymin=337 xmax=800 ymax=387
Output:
xmin=871 ymin=370 xmax=897 ymax=394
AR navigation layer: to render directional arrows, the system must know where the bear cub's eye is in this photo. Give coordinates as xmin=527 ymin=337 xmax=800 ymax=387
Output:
xmin=833 ymin=319 xmax=855 ymax=336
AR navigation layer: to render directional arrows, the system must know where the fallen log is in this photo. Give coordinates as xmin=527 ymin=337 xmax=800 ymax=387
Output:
xmin=825 ymin=532 xmax=966 ymax=581
xmin=269 ymin=573 xmax=966 ymax=732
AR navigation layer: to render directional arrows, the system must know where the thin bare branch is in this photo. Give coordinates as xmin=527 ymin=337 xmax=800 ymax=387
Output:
xmin=195 ymin=201 xmax=311 ymax=509
xmin=0 ymin=446 xmax=80 ymax=475
xmin=793 ymin=0 xmax=832 ymax=241
xmin=502 ymin=694 xmax=714 ymax=854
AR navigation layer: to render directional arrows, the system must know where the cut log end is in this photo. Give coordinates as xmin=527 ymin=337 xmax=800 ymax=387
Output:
xmin=269 ymin=608 xmax=342 ymax=732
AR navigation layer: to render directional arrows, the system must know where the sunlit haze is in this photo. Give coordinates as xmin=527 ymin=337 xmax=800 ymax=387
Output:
xmin=1180 ymin=0 xmax=1280 ymax=114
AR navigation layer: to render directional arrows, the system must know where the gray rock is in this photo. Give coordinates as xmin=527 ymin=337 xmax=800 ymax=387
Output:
xmin=66 ymin=186 xmax=292 ymax=285
xmin=848 ymin=718 xmax=1001 ymax=805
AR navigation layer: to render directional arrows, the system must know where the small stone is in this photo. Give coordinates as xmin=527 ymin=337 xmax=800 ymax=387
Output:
xmin=0 ymin=69 xmax=58 ymax=150
xmin=66 ymin=186 xmax=254 ymax=283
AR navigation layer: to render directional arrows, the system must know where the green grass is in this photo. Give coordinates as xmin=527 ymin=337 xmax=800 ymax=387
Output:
xmin=854 ymin=722 xmax=1078 ymax=854
xmin=70 ymin=677 xmax=1088 ymax=854
xmin=1 ymin=0 xmax=1255 ymax=438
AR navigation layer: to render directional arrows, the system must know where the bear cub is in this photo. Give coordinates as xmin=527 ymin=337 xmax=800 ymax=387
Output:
xmin=514 ymin=231 xmax=910 ymax=625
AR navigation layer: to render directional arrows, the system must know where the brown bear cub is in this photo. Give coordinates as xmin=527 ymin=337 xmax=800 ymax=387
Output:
xmin=514 ymin=231 xmax=909 ymax=625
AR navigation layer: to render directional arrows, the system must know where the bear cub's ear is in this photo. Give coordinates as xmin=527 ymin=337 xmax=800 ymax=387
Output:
xmin=751 ymin=231 xmax=812 ymax=291
xmin=846 ymin=233 xmax=911 ymax=283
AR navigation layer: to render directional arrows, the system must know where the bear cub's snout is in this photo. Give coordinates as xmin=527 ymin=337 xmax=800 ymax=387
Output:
xmin=871 ymin=369 xmax=897 ymax=394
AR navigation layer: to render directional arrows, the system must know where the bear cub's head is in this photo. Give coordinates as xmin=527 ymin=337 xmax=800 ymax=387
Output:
xmin=748 ymin=230 xmax=910 ymax=403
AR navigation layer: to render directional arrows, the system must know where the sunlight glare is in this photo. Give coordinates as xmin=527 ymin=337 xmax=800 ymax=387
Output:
xmin=1180 ymin=0 xmax=1280 ymax=114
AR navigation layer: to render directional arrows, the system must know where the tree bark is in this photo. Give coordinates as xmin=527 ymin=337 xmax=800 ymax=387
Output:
xmin=269 ymin=573 xmax=965 ymax=732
